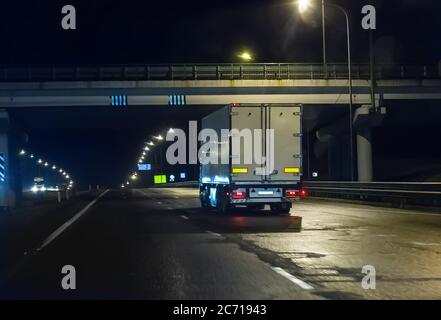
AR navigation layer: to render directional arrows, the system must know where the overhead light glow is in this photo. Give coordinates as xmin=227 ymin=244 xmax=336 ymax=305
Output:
xmin=297 ymin=0 xmax=311 ymax=13
xmin=239 ymin=52 xmax=252 ymax=61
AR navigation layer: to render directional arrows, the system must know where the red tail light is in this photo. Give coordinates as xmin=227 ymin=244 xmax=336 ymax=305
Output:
xmin=286 ymin=190 xmax=298 ymax=198
xmin=300 ymin=188 xmax=308 ymax=197
xmin=232 ymin=190 xmax=246 ymax=199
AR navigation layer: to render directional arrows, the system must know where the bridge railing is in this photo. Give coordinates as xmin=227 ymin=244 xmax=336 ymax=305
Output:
xmin=302 ymin=181 xmax=441 ymax=208
xmin=0 ymin=64 xmax=439 ymax=82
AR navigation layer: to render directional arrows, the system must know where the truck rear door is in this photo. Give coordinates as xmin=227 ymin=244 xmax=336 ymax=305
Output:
xmin=231 ymin=106 xmax=263 ymax=182
xmin=267 ymin=105 xmax=302 ymax=182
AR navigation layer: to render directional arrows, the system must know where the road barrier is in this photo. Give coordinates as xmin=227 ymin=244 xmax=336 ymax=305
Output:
xmin=0 ymin=64 xmax=439 ymax=82
xmin=151 ymin=181 xmax=199 ymax=188
xmin=303 ymin=181 xmax=441 ymax=208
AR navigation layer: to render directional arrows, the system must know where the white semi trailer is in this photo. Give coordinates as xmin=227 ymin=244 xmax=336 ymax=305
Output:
xmin=199 ymin=103 xmax=305 ymax=214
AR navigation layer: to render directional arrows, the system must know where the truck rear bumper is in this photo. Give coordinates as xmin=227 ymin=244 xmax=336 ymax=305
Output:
xmin=231 ymin=197 xmax=299 ymax=205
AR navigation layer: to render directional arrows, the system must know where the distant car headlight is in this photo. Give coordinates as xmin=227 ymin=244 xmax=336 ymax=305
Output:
xmin=31 ymin=186 xmax=38 ymax=192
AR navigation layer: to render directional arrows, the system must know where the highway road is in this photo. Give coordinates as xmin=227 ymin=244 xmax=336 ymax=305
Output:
xmin=1 ymin=188 xmax=440 ymax=300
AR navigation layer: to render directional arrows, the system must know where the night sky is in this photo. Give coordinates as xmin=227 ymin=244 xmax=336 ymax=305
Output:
xmin=1 ymin=0 xmax=440 ymax=64
xmin=2 ymin=0 xmax=441 ymax=187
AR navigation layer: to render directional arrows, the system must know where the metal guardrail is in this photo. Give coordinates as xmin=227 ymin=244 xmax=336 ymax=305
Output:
xmin=303 ymin=181 xmax=441 ymax=207
xmin=0 ymin=64 xmax=439 ymax=82
xmin=151 ymin=181 xmax=199 ymax=188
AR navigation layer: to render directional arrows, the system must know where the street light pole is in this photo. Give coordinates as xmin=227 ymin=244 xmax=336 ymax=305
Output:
xmin=327 ymin=4 xmax=354 ymax=181
xmin=297 ymin=0 xmax=354 ymax=180
xmin=321 ymin=0 xmax=327 ymax=78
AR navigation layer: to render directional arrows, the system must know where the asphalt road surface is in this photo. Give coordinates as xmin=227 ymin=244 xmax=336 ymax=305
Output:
xmin=1 ymin=188 xmax=440 ymax=300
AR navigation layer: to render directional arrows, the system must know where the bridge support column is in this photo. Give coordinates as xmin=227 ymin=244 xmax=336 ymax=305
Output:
xmin=353 ymin=105 xmax=386 ymax=182
xmin=356 ymin=127 xmax=373 ymax=182
xmin=0 ymin=110 xmax=16 ymax=209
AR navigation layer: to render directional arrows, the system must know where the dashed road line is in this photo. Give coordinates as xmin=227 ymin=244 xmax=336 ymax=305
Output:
xmin=271 ymin=267 xmax=314 ymax=290
xmin=412 ymin=241 xmax=440 ymax=246
xmin=206 ymin=230 xmax=223 ymax=238
xmin=180 ymin=215 xmax=190 ymax=220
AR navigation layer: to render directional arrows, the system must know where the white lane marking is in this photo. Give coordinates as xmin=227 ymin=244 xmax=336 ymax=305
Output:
xmin=157 ymin=201 xmax=163 ymax=205
xmin=206 ymin=230 xmax=223 ymax=238
xmin=167 ymin=207 xmax=173 ymax=210
xmin=271 ymin=267 xmax=314 ymax=290
xmin=36 ymin=190 xmax=109 ymax=252
xmin=412 ymin=241 xmax=441 ymax=246
xmin=180 ymin=215 xmax=190 ymax=220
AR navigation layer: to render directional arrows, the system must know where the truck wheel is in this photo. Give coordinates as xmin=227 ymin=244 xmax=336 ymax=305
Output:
xmin=199 ymin=187 xmax=210 ymax=208
xmin=270 ymin=203 xmax=291 ymax=215
xmin=199 ymin=193 xmax=207 ymax=208
xmin=216 ymin=190 xmax=231 ymax=214
xmin=200 ymin=196 xmax=207 ymax=208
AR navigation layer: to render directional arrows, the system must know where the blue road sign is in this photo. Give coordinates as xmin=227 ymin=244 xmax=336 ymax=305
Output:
xmin=138 ymin=163 xmax=152 ymax=171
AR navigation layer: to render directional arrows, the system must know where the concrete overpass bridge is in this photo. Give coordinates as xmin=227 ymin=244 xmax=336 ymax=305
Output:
xmin=0 ymin=63 xmax=440 ymax=107
xmin=1 ymin=63 xmax=440 ymax=207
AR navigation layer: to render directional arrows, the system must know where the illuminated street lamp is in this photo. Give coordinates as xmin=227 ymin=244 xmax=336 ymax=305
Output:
xmin=168 ymin=128 xmax=175 ymax=133
xmin=19 ymin=149 xmax=26 ymax=156
xmin=144 ymin=146 xmax=150 ymax=151
xmin=44 ymin=162 xmax=49 ymax=167
xmin=52 ymin=165 xmax=57 ymax=170
xmin=38 ymin=159 xmax=43 ymax=164
xmin=154 ymin=135 xmax=164 ymax=141
xmin=30 ymin=154 xmax=34 ymax=159
xmin=238 ymin=51 xmax=252 ymax=62
xmin=147 ymin=141 xmax=154 ymax=146
xmin=297 ymin=0 xmax=312 ymax=13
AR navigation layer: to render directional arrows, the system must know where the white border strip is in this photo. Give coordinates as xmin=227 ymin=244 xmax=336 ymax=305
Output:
xmin=271 ymin=267 xmax=314 ymax=290
xmin=36 ymin=190 xmax=109 ymax=251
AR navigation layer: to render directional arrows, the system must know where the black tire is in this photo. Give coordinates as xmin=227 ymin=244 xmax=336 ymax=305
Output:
xmin=199 ymin=187 xmax=209 ymax=208
xmin=216 ymin=188 xmax=231 ymax=214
